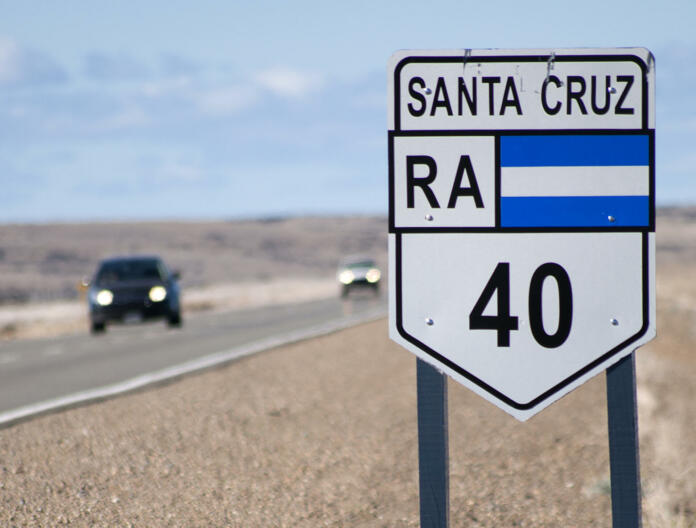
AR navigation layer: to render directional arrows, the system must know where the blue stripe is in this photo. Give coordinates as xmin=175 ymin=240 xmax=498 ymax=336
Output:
xmin=500 ymin=196 xmax=650 ymax=228
xmin=500 ymin=135 xmax=649 ymax=167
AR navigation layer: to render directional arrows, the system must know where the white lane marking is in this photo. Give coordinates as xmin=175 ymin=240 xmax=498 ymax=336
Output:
xmin=0 ymin=307 xmax=386 ymax=427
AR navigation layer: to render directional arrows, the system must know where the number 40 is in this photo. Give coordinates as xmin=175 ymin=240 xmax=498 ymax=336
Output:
xmin=469 ymin=262 xmax=573 ymax=348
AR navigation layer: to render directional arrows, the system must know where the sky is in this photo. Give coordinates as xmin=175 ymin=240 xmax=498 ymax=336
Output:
xmin=0 ymin=0 xmax=694 ymax=222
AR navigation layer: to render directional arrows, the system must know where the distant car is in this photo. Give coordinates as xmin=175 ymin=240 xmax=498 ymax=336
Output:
xmin=87 ymin=255 xmax=182 ymax=334
xmin=337 ymin=257 xmax=381 ymax=297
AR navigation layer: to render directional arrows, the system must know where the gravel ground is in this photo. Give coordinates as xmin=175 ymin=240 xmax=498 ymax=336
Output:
xmin=0 ymin=312 xmax=693 ymax=527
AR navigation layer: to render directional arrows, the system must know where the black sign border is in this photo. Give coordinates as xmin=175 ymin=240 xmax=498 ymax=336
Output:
xmin=389 ymin=53 xmax=654 ymax=410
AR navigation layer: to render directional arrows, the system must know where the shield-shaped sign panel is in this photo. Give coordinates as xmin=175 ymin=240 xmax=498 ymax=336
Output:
xmin=388 ymin=49 xmax=656 ymax=421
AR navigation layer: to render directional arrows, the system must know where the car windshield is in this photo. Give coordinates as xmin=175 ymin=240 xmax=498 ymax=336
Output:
xmin=345 ymin=260 xmax=375 ymax=269
xmin=96 ymin=259 xmax=165 ymax=284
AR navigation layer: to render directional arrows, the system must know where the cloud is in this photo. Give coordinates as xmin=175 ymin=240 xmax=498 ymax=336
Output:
xmin=255 ymin=68 xmax=323 ymax=98
xmin=1 ymin=57 xmax=387 ymax=221
xmin=195 ymin=86 xmax=259 ymax=115
xmin=84 ymin=52 xmax=148 ymax=81
xmin=0 ymin=37 xmax=68 ymax=86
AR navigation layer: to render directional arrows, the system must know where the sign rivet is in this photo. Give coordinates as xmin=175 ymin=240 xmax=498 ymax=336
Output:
xmin=611 ymin=318 xmax=619 ymax=326
xmin=425 ymin=318 xmax=434 ymax=326
xmin=608 ymin=86 xmax=617 ymax=94
xmin=425 ymin=214 xmax=434 ymax=221
xmin=608 ymin=215 xmax=616 ymax=223
xmin=424 ymin=87 xmax=432 ymax=95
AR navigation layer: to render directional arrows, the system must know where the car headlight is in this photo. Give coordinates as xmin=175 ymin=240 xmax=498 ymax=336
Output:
xmin=149 ymin=286 xmax=167 ymax=302
xmin=338 ymin=270 xmax=354 ymax=285
xmin=96 ymin=289 xmax=114 ymax=306
xmin=366 ymin=268 xmax=381 ymax=283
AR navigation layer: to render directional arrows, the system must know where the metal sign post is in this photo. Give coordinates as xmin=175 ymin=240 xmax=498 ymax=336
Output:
xmin=417 ymin=359 xmax=449 ymax=528
xmin=607 ymin=353 xmax=642 ymax=527
xmin=414 ymin=354 xmax=644 ymax=528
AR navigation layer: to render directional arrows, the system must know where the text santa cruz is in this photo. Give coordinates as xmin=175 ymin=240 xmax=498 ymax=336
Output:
xmin=406 ymin=74 xmax=636 ymax=118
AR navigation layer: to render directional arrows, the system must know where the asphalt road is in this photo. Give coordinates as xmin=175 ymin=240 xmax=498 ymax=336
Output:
xmin=0 ymin=294 xmax=386 ymax=417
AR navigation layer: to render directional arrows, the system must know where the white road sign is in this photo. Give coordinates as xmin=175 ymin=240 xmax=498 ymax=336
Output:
xmin=388 ymin=48 xmax=656 ymax=421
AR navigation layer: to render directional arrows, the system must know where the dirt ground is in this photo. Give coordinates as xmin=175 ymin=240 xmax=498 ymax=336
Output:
xmin=0 ymin=216 xmax=387 ymax=304
xmin=0 ymin=210 xmax=694 ymax=526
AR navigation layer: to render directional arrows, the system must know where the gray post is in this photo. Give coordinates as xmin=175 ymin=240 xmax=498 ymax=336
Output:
xmin=417 ymin=358 xmax=449 ymax=528
xmin=606 ymin=352 xmax=642 ymax=528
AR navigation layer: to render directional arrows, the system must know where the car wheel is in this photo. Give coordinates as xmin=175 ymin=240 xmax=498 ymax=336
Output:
xmin=90 ymin=321 xmax=106 ymax=334
xmin=167 ymin=312 xmax=182 ymax=328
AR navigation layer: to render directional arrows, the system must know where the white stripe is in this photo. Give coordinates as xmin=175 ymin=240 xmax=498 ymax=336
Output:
xmin=501 ymin=166 xmax=649 ymax=197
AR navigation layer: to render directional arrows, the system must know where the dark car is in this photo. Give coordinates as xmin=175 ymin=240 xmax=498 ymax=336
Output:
xmin=337 ymin=256 xmax=381 ymax=297
xmin=87 ymin=255 xmax=182 ymax=334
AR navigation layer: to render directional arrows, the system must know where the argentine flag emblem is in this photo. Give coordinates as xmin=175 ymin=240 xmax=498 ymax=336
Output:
xmin=500 ymin=134 xmax=651 ymax=228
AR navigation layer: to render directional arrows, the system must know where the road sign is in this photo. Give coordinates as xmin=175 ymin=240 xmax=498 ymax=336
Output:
xmin=388 ymin=48 xmax=656 ymax=421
